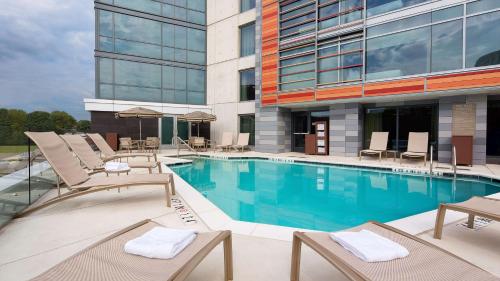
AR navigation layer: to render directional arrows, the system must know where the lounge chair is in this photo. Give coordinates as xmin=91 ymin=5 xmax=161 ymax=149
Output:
xmin=232 ymin=133 xmax=250 ymax=152
xmin=19 ymin=132 xmax=175 ymax=217
xmin=119 ymin=137 xmax=137 ymax=152
xmin=191 ymin=137 xmax=206 ymax=151
xmin=31 ymin=219 xmax=233 ymax=281
xmin=60 ymin=134 xmax=160 ymax=174
xmin=359 ymin=132 xmax=389 ymax=161
xmin=291 ymin=221 xmax=498 ymax=281
xmin=400 ymin=132 xmax=429 ymax=166
xmin=217 ymin=132 xmax=233 ymax=152
xmin=88 ymin=133 xmax=157 ymax=162
xmin=145 ymin=137 xmax=160 ymax=153
xmin=434 ymin=196 xmax=500 ymax=239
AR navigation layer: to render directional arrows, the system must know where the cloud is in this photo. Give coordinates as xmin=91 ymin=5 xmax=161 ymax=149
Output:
xmin=0 ymin=0 xmax=94 ymax=120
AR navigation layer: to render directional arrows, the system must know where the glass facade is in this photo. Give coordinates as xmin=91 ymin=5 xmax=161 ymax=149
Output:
xmin=240 ymin=115 xmax=255 ymax=145
xmin=240 ymin=69 xmax=256 ymax=101
xmin=240 ymin=23 xmax=256 ymax=57
xmin=96 ymin=1 xmax=206 ymax=105
xmin=241 ymin=0 xmax=256 ymax=13
xmin=367 ymin=0 xmax=430 ymax=17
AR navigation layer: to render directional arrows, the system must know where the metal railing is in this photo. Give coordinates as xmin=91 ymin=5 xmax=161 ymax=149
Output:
xmin=452 ymin=145 xmax=457 ymax=179
xmin=429 ymin=145 xmax=433 ymax=176
xmin=173 ymin=137 xmax=198 ymax=157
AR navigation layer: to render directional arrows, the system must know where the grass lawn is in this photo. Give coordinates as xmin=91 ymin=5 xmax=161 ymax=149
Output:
xmin=0 ymin=146 xmax=36 ymax=154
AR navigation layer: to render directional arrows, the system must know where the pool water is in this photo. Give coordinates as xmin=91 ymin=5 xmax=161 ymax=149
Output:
xmin=171 ymin=157 xmax=500 ymax=232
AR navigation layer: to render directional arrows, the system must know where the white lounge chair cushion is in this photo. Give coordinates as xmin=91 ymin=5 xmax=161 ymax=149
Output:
xmin=105 ymin=162 xmax=130 ymax=172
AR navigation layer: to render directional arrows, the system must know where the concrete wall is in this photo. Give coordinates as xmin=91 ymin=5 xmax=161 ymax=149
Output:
xmin=206 ymin=0 xmax=256 ymax=146
xmin=438 ymin=94 xmax=487 ymax=165
xmin=329 ymin=103 xmax=363 ymax=157
xmin=255 ymin=107 xmax=291 ymax=153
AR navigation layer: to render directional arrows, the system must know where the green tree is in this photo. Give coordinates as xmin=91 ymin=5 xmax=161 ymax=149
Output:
xmin=0 ymin=109 xmax=12 ymax=145
xmin=76 ymin=120 xmax=91 ymax=133
xmin=50 ymin=111 xmax=77 ymax=134
xmin=7 ymin=109 xmax=27 ymax=145
xmin=26 ymin=111 xmax=54 ymax=132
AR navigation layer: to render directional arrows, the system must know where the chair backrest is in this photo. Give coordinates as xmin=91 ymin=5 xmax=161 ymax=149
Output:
xmin=60 ymin=134 xmax=104 ymax=170
xmin=407 ymin=132 xmax=429 ymax=153
xmin=221 ymin=132 xmax=233 ymax=146
xmin=25 ymin=132 xmax=89 ymax=187
xmin=87 ymin=133 xmax=116 ymax=157
xmin=369 ymin=132 xmax=389 ymax=151
xmin=237 ymin=133 xmax=250 ymax=146
xmin=193 ymin=137 xmax=205 ymax=145
xmin=119 ymin=137 xmax=132 ymax=146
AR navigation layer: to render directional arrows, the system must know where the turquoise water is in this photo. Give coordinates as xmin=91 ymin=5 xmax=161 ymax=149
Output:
xmin=171 ymin=158 xmax=500 ymax=232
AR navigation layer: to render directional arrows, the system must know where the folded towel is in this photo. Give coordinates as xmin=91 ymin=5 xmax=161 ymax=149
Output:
xmin=105 ymin=162 xmax=129 ymax=171
xmin=330 ymin=229 xmax=409 ymax=262
xmin=124 ymin=227 xmax=197 ymax=259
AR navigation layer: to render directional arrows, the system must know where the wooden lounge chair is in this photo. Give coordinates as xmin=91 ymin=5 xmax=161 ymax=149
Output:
xmin=60 ymin=134 xmax=160 ymax=175
xmin=31 ymin=219 xmax=233 ymax=281
xmin=232 ymin=133 xmax=250 ymax=152
xmin=119 ymin=137 xmax=137 ymax=152
xmin=19 ymin=132 xmax=175 ymax=217
xmin=400 ymin=132 xmax=429 ymax=166
xmin=291 ymin=221 xmax=498 ymax=281
xmin=434 ymin=196 xmax=500 ymax=239
xmin=359 ymin=132 xmax=389 ymax=161
xmin=217 ymin=132 xmax=233 ymax=152
xmin=191 ymin=137 xmax=206 ymax=151
xmin=145 ymin=137 xmax=160 ymax=153
xmin=87 ymin=133 xmax=157 ymax=162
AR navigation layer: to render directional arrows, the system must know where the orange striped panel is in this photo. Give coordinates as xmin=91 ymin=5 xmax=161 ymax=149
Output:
xmin=262 ymin=3 xmax=278 ymax=42
xmin=277 ymin=91 xmax=315 ymax=104
xmin=427 ymin=69 xmax=500 ymax=91
xmin=261 ymin=94 xmax=277 ymax=105
xmin=365 ymin=78 xmax=425 ymax=97
xmin=262 ymin=0 xmax=277 ymax=7
xmin=316 ymin=85 xmax=363 ymax=101
xmin=262 ymin=39 xmax=278 ymax=56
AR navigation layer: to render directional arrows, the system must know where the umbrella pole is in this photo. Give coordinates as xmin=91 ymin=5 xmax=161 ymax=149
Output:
xmin=139 ymin=119 xmax=142 ymax=141
xmin=198 ymin=123 xmax=200 ymax=137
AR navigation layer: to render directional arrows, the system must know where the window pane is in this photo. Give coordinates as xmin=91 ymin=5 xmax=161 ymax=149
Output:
xmin=342 ymin=66 xmax=362 ymax=81
xmin=174 ymin=67 xmax=187 ymax=90
xmin=432 ymin=5 xmax=463 ymax=22
xmin=115 ymin=86 xmax=161 ymax=102
xmin=187 ymin=91 xmax=204 ymax=104
xmin=281 ymin=45 xmax=315 ymax=57
xmin=99 ymin=36 xmax=113 ymax=52
xmin=187 ymin=28 xmax=205 ymax=52
xmin=175 ymin=90 xmax=187 ymax=103
xmin=239 ymin=115 xmax=255 ymax=145
xmin=367 ymin=13 xmax=430 ymax=37
xmin=115 ymin=13 xmax=161 ymax=44
xmin=467 ymin=0 xmax=500 ymax=15
xmin=174 ymin=26 xmax=187 ymax=49
xmin=187 ymin=10 xmax=205 ymax=25
xmin=188 ymin=0 xmax=206 ymax=12
xmin=174 ymin=49 xmax=187 ymax=62
xmin=115 ymin=60 xmax=161 ymax=88
xmin=281 ymin=63 xmax=315 ymax=74
xmin=318 ymin=56 xmax=339 ymax=70
xmin=431 ymin=20 xmax=463 ymax=72
xmin=367 ymin=0 xmax=430 ymax=17
xmin=280 ymin=80 xmax=315 ymax=90
xmin=174 ymin=6 xmax=187 ymax=21
xmin=240 ymin=69 xmax=255 ymax=101
xmin=318 ymin=70 xmax=339 ymax=84
xmin=163 ymin=47 xmax=175 ymax=61
xmin=280 ymin=72 xmax=315 ymax=83
xmin=241 ymin=0 xmax=256 ymax=12
xmin=99 ymin=58 xmax=113 ymax=84
xmin=163 ymin=24 xmax=175 ymax=47
xmin=240 ymin=23 xmax=256 ymax=57
xmin=163 ymin=66 xmax=175 ymax=89
xmin=281 ymin=54 xmax=315 ymax=66
xmin=99 ymin=10 xmax=113 ymax=37
xmin=187 ymin=69 xmax=205 ymax=92
xmin=115 ymin=39 xmax=162 ymax=59
xmin=162 ymin=89 xmax=175 ymax=103
xmin=466 ymin=10 xmax=500 ymax=67
xmin=366 ymin=27 xmax=430 ymax=80
xmin=187 ymin=51 xmax=206 ymax=65
xmin=175 ymin=0 xmax=187 ymax=8
xmin=99 ymin=84 xmax=114 ymax=99
xmin=114 ymin=0 xmax=161 ymax=15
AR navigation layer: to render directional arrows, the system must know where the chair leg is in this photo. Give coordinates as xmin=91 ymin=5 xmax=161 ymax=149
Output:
xmin=467 ymin=214 xmax=475 ymax=229
xmin=290 ymin=234 xmax=302 ymax=281
xmin=148 ymin=168 xmax=152 ymax=174
xmin=223 ymin=234 xmax=233 ymax=281
xmin=164 ymin=184 xmax=171 ymax=207
xmin=424 ymin=155 xmax=427 ymax=167
xmin=400 ymin=154 xmax=403 ymax=164
xmin=433 ymin=204 xmax=447 ymax=239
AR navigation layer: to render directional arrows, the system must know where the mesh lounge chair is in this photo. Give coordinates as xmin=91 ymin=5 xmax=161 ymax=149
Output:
xmin=87 ymin=133 xmax=157 ymax=162
xmin=359 ymin=132 xmax=389 ymax=161
xmin=145 ymin=137 xmax=160 ymax=153
xmin=31 ymin=219 xmax=233 ymax=281
xmin=19 ymin=132 xmax=175 ymax=217
xmin=232 ymin=133 xmax=250 ymax=152
xmin=291 ymin=221 xmax=498 ymax=281
xmin=217 ymin=132 xmax=233 ymax=152
xmin=60 ymin=135 xmax=160 ymax=175
xmin=434 ymin=196 xmax=500 ymax=239
xmin=400 ymin=132 xmax=429 ymax=166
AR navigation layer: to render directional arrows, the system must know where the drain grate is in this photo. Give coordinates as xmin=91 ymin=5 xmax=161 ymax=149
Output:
xmin=171 ymin=198 xmax=198 ymax=225
xmin=457 ymin=217 xmax=493 ymax=231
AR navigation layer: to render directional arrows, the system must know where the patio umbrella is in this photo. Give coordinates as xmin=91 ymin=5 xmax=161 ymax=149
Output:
xmin=177 ymin=111 xmax=217 ymax=136
xmin=115 ymin=107 xmax=163 ymax=140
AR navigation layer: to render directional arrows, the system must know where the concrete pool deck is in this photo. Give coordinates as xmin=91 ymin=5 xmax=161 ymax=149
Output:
xmin=0 ymin=152 xmax=499 ymax=280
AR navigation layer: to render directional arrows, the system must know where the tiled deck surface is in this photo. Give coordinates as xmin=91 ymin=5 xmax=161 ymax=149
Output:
xmin=0 ymin=150 xmax=499 ymax=280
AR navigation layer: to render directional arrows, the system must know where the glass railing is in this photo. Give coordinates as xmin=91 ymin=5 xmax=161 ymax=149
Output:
xmin=0 ymin=145 xmax=55 ymax=228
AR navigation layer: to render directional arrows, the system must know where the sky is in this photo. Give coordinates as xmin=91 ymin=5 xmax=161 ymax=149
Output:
xmin=0 ymin=0 xmax=94 ymax=120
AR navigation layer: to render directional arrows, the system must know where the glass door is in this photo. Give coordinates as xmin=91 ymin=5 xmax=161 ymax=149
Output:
xmin=292 ymin=112 xmax=309 ymax=152
xmin=161 ymin=117 xmax=174 ymax=145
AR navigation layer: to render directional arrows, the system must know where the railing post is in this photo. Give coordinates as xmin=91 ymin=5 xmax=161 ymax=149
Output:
xmin=430 ymin=145 xmax=433 ymax=176
xmin=452 ymin=145 xmax=457 ymax=179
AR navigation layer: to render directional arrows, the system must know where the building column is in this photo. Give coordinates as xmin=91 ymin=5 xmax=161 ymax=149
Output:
xmin=255 ymin=107 xmax=291 ymax=153
xmin=329 ymin=103 xmax=362 ymax=157
xmin=438 ymin=95 xmax=487 ymax=165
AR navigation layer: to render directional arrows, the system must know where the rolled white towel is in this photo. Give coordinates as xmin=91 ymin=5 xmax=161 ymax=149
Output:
xmin=330 ymin=229 xmax=409 ymax=262
xmin=124 ymin=227 xmax=197 ymax=259
xmin=105 ymin=162 xmax=129 ymax=171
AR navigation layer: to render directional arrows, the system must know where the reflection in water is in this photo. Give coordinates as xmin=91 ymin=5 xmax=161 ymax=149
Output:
xmin=172 ymin=158 xmax=500 ymax=232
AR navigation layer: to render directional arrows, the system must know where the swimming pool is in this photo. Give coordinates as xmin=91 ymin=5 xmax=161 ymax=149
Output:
xmin=171 ymin=157 xmax=500 ymax=232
